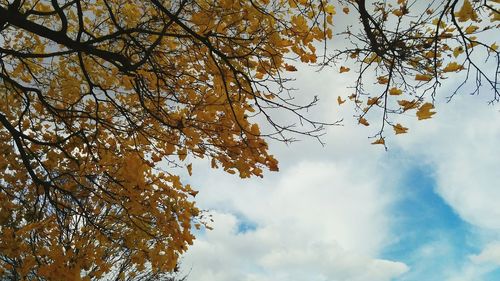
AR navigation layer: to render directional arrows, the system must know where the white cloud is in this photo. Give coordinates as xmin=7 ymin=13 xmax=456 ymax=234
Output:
xmin=178 ymin=57 xmax=451 ymax=281
xmin=395 ymin=94 xmax=500 ymax=231
xmin=182 ymin=159 xmax=408 ymax=281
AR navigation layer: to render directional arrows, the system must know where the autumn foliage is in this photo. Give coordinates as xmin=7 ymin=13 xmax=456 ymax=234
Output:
xmin=0 ymin=0 xmax=333 ymax=279
xmin=0 ymin=0 xmax=499 ymax=280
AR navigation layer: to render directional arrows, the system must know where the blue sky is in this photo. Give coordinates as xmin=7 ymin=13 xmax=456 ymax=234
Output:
xmin=382 ymin=165 xmax=477 ymax=280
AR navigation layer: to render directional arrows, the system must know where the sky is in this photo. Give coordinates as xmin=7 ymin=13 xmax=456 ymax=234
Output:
xmin=176 ymin=7 xmax=500 ymax=281
xmin=176 ymin=59 xmax=500 ymax=281
xmin=175 ymin=59 xmax=500 ymax=281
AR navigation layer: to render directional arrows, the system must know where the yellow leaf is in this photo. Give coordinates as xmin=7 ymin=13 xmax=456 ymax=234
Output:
xmin=465 ymin=25 xmax=479 ymax=34
xmin=453 ymin=46 xmax=464 ymax=57
xmin=325 ymin=5 xmax=335 ymax=14
xmin=389 ymin=87 xmax=402 ymax=95
xmin=337 ymin=96 xmax=346 ymax=105
xmin=424 ymin=51 xmax=436 ymax=59
xmin=398 ymin=99 xmax=419 ymax=111
xmin=455 ymin=0 xmax=479 ymax=22
xmin=490 ymin=43 xmax=498 ymax=51
xmin=392 ymin=9 xmax=404 ymax=17
xmin=443 ymin=62 xmax=463 ymax=72
xmin=415 ymin=74 xmax=432 ymax=81
xmin=491 ymin=10 xmax=500 ymax=22
xmin=416 ymin=102 xmax=436 ymax=120
xmin=393 ymin=123 xmax=408 ymax=134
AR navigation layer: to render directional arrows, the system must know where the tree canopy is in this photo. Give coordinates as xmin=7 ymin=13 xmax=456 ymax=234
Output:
xmin=0 ymin=0 xmax=498 ymax=279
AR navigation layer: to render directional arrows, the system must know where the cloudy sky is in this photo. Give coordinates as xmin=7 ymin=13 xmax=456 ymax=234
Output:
xmin=178 ymin=15 xmax=500 ymax=281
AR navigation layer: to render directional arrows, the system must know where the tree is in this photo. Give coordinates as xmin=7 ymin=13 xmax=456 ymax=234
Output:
xmin=0 ymin=0 xmax=498 ymax=279
xmin=0 ymin=0 xmax=333 ymax=279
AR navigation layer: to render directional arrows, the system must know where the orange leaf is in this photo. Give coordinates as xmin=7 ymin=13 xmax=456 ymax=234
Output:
xmin=359 ymin=117 xmax=369 ymax=126
xmin=377 ymin=76 xmax=389 ymax=84
xmin=340 ymin=66 xmax=350 ymax=73
xmin=371 ymin=138 xmax=385 ymax=145
xmin=393 ymin=123 xmax=408 ymax=134
xmin=285 ymin=64 xmax=297 ymax=71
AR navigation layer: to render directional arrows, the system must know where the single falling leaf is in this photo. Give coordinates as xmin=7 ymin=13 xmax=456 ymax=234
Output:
xmin=359 ymin=117 xmax=369 ymax=126
xmin=393 ymin=123 xmax=408 ymax=134
xmin=187 ymin=163 xmax=193 ymax=176
xmin=371 ymin=137 xmax=385 ymax=145
xmin=343 ymin=7 xmax=349 ymax=14
xmin=188 ymin=190 xmax=199 ymax=197
xmin=416 ymin=102 xmax=436 ymax=120
xmin=337 ymin=96 xmax=346 ymax=105
xmin=340 ymin=66 xmax=350 ymax=73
